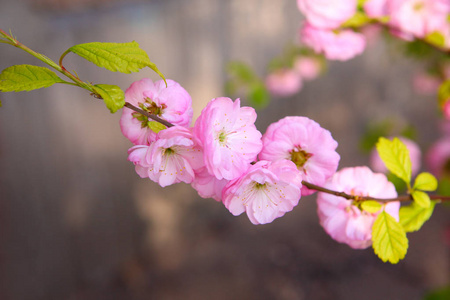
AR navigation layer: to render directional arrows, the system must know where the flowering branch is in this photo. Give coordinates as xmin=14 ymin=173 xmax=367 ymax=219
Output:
xmin=121 ymin=100 xmax=450 ymax=204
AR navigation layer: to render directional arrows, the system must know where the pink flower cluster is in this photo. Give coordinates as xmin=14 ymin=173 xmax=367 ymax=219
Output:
xmin=297 ymin=0 xmax=366 ymax=61
xmin=121 ymin=79 xmax=342 ymax=225
xmin=120 ymin=78 xmax=407 ymax=250
xmin=265 ymin=56 xmax=323 ymax=97
xmin=297 ymin=0 xmax=450 ymax=61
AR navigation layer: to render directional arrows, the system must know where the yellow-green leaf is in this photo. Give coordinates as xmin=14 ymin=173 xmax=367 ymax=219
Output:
xmin=360 ymin=201 xmax=383 ymax=213
xmin=68 ymin=42 xmax=166 ymax=83
xmin=92 ymin=84 xmax=125 ymax=113
xmin=413 ymin=172 xmax=438 ymax=191
xmin=438 ymin=80 xmax=450 ymax=106
xmin=400 ymin=201 xmax=435 ymax=232
xmin=372 ymin=211 xmax=408 ymax=264
xmin=424 ymin=31 xmax=446 ymax=48
xmin=0 ymin=64 xmax=64 ymax=92
xmin=412 ymin=190 xmax=431 ymax=208
xmin=342 ymin=11 xmax=371 ymax=28
xmin=376 ymin=137 xmax=412 ymax=185
xmin=148 ymin=121 xmax=167 ymax=134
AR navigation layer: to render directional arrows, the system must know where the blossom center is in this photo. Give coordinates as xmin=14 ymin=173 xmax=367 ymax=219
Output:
xmin=164 ymin=148 xmax=175 ymax=156
xmin=132 ymin=97 xmax=167 ymax=128
xmin=290 ymin=148 xmax=312 ymax=169
xmin=413 ymin=1 xmax=424 ymax=11
xmin=216 ymin=129 xmax=230 ymax=146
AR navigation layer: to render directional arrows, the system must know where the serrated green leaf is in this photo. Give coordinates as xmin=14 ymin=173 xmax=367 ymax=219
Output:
xmin=68 ymin=42 xmax=166 ymax=82
xmin=400 ymin=201 xmax=435 ymax=232
xmin=148 ymin=121 xmax=166 ymax=134
xmin=425 ymin=31 xmax=446 ymax=48
xmin=92 ymin=84 xmax=125 ymax=113
xmin=376 ymin=137 xmax=412 ymax=185
xmin=360 ymin=201 xmax=383 ymax=213
xmin=0 ymin=64 xmax=64 ymax=92
xmin=412 ymin=190 xmax=431 ymax=208
xmin=372 ymin=211 xmax=408 ymax=264
xmin=413 ymin=172 xmax=438 ymax=191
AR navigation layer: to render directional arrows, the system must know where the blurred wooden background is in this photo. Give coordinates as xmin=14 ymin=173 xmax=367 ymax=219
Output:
xmin=0 ymin=0 xmax=448 ymax=299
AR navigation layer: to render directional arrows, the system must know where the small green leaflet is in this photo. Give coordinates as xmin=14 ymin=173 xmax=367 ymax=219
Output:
xmin=411 ymin=190 xmax=431 ymax=208
xmin=0 ymin=64 xmax=64 ymax=92
xmin=148 ymin=121 xmax=167 ymax=134
xmin=341 ymin=11 xmax=371 ymax=28
xmin=68 ymin=42 xmax=166 ymax=82
xmin=413 ymin=172 xmax=438 ymax=191
xmin=92 ymin=84 xmax=125 ymax=113
xmin=424 ymin=31 xmax=446 ymax=48
xmin=360 ymin=201 xmax=382 ymax=213
xmin=376 ymin=137 xmax=412 ymax=185
xmin=438 ymin=80 xmax=450 ymax=106
xmin=400 ymin=201 xmax=435 ymax=232
xmin=372 ymin=210 xmax=408 ymax=264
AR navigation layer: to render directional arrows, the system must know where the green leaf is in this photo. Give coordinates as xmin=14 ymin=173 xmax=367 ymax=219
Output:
xmin=399 ymin=201 xmax=435 ymax=232
xmin=92 ymin=84 xmax=125 ymax=113
xmin=424 ymin=285 xmax=450 ymax=300
xmin=148 ymin=121 xmax=166 ymax=134
xmin=68 ymin=42 xmax=166 ymax=82
xmin=413 ymin=172 xmax=438 ymax=191
xmin=227 ymin=61 xmax=257 ymax=85
xmin=376 ymin=137 xmax=412 ymax=185
xmin=0 ymin=64 xmax=64 ymax=92
xmin=412 ymin=190 xmax=431 ymax=208
xmin=248 ymin=82 xmax=270 ymax=109
xmin=438 ymin=80 xmax=450 ymax=106
xmin=424 ymin=31 xmax=446 ymax=48
xmin=341 ymin=11 xmax=371 ymax=28
xmin=360 ymin=201 xmax=383 ymax=213
xmin=372 ymin=210 xmax=408 ymax=264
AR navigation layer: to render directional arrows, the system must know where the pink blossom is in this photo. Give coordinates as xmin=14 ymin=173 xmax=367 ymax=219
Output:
xmin=193 ymin=97 xmax=263 ymax=181
xmin=120 ymin=78 xmax=193 ymax=145
xmin=300 ymin=23 xmax=366 ymax=61
xmin=293 ymin=56 xmax=322 ymax=81
xmin=265 ymin=69 xmax=303 ymax=97
xmin=388 ymin=0 xmax=450 ymax=39
xmin=370 ymin=137 xmax=422 ymax=176
xmin=317 ymin=166 xmax=399 ymax=249
xmin=297 ymin=0 xmax=357 ymax=29
xmin=259 ymin=116 xmax=340 ymax=196
xmin=426 ymin=137 xmax=450 ymax=178
xmin=223 ymin=160 xmax=303 ymax=225
xmin=191 ymin=167 xmax=229 ymax=202
xmin=364 ymin=0 xmax=388 ymax=18
xmin=128 ymin=126 xmax=203 ymax=187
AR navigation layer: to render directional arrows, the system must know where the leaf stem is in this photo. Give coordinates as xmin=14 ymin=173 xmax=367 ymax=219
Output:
xmin=0 ymin=29 xmax=94 ymax=93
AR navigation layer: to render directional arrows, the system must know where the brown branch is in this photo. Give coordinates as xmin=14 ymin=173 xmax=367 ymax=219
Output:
xmin=302 ymin=181 xmax=450 ymax=203
xmin=124 ymin=102 xmax=174 ymax=128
